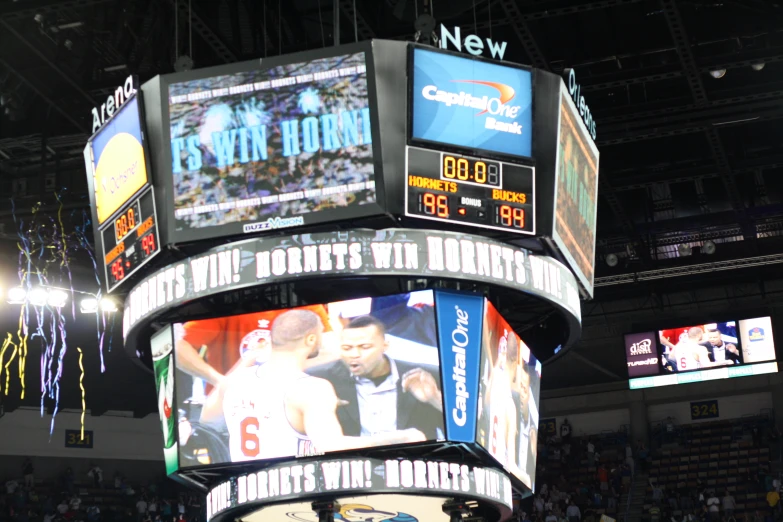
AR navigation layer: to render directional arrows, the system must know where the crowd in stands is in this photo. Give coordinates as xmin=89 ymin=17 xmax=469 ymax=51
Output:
xmin=522 ymin=419 xmax=636 ymax=522
xmin=643 ymin=417 xmax=783 ymax=522
xmin=0 ymin=460 xmax=202 ymax=522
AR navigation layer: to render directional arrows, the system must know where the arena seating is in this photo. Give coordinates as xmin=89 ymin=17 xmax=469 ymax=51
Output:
xmin=641 ymin=413 xmax=776 ymax=520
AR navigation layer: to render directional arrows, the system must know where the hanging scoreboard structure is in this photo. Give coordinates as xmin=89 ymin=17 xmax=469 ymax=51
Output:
xmin=92 ymin=38 xmax=603 ymax=522
xmin=84 ymin=93 xmax=161 ymax=293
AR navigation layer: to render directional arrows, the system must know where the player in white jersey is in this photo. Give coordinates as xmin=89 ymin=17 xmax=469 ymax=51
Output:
xmin=660 ymin=327 xmax=711 ymax=372
xmin=485 ymin=332 xmax=517 ymax=471
xmin=217 ymin=309 xmax=426 ymax=462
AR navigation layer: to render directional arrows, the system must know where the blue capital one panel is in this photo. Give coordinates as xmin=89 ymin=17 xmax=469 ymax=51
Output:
xmin=436 ymin=291 xmax=484 ymax=442
xmin=411 ymin=48 xmax=533 ymax=158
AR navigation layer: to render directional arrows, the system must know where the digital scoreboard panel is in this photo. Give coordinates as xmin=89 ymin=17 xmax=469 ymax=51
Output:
xmin=101 ymin=188 xmax=161 ymax=293
xmin=405 ymin=146 xmax=535 ymax=234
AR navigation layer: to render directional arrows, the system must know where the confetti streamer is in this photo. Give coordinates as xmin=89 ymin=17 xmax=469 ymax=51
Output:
xmin=77 ymin=347 xmax=86 ymax=440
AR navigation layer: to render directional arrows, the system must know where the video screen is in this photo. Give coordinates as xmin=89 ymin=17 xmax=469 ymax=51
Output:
xmin=552 ymin=85 xmax=599 ymax=298
xmin=625 ymin=316 xmax=778 ymax=389
xmin=173 ymin=291 xmax=444 ymax=467
xmin=86 ymin=95 xmax=149 ymax=225
xmin=476 ymin=300 xmax=541 ymax=490
xmin=410 ymin=47 xmax=533 ymax=158
xmin=168 ymin=51 xmax=378 ymax=241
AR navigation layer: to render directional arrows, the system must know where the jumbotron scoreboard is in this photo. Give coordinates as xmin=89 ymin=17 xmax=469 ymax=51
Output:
xmin=405 ymin=47 xmax=536 ymax=235
xmin=84 ymin=91 xmax=161 ymax=293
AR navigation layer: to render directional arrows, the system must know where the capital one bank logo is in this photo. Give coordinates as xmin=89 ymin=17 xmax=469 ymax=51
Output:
xmin=420 ymin=80 xmax=523 ymax=135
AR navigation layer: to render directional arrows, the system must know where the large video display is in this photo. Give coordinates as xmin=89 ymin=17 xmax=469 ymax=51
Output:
xmin=410 ymin=47 xmax=533 ymax=158
xmin=625 ymin=316 xmax=778 ymax=389
xmin=168 ymin=51 xmax=379 ymax=241
xmin=476 ymin=300 xmax=541 ymax=490
xmin=173 ymin=291 xmax=444 ymax=467
xmin=552 ymin=84 xmax=599 ymax=298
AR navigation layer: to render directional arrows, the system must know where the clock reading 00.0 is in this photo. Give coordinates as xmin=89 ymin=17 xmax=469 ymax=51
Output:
xmin=406 ymin=146 xmax=535 ymax=235
xmin=101 ymin=187 xmax=161 ymax=293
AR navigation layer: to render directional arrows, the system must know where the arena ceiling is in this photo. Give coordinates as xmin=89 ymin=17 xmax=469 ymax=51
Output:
xmin=0 ymin=0 xmax=782 ymax=414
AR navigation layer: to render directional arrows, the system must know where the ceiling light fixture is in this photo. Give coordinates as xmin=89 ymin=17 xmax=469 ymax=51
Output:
xmin=28 ymin=287 xmax=48 ymax=307
xmin=7 ymin=287 xmax=26 ymax=304
xmin=606 ymin=253 xmax=619 ymax=267
xmin=751 ymin=62 xmax=765 ymax=72
xmin=678 ymin=244 xmax=693 ymax=257
xmin=702 ymin=240 xmax=716 ymax=255
xmin=47 ymin=289 xmax=69 ymax=308
xmin=79 ymin=297 xmax=99 ymax=314
xmin=100 ymin=297 xmax=118 ymax=313
xmin=709 ymin=69 xmax=727 ymax=79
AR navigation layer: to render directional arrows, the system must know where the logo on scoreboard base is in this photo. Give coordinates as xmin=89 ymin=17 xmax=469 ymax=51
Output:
xmin=244 ymin=216 xmax=305 ymax=234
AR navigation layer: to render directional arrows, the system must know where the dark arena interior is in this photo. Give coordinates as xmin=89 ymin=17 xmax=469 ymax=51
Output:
xmin=1 ymin=2 xmax=783 ymax=522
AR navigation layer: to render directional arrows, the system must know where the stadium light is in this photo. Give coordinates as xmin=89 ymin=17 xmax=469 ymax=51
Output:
xmin=100 ymin=297 xmax=118 ymax=312
xmin=28 ymin=287 xmax=48 ymax=307
xmin=7 ymin=287 xmax=26 ymax=304
xmin=47 ymin=289 xmax=69 ymax=308
xmin=79 ymin=297 xmax=99 ymax=314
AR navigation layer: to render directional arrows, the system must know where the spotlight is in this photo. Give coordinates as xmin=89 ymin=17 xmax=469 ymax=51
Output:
xmin=79 ymin=297 xmax=99 ymax=314
xmin=678 ymin=244 xmax=693 ymax=257
xmin=751 ymin=62 xmax=765 ymax=72
xmin=709 ymin=69 xmax=727 ymax=79
xmin=605 ymin=253 xmax=619 ymax=267
xmin=7 ymin=287 xmax=26 ymax=304
xmin=702 ymin=240 xmax=716 ymax=255
xmin=28 ymin=287 xmax=48 ymax=306
xmin=100 ymin=297 xmax=118 ymax=312
xmin=47 ymin=289 xmax=68 ymax=308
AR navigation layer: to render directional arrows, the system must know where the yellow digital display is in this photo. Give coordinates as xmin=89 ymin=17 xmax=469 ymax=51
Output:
xmin=89 ymin=96 xmax=149 ymax=224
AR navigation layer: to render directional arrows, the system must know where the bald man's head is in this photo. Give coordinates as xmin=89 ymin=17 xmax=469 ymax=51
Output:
xmin=271 ymin=309 xmax=323 ymax=356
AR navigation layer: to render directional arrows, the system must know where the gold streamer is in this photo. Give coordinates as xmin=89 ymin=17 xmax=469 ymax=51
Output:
xmin=16 ymin=307 xmax=27 ymax=399
xmin=0 ymin=333 xmax=13 ymax=394
xmin=77 ymin=347 xmax=86 ymax=440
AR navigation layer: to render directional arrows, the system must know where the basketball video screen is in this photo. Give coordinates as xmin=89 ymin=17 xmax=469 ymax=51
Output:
xmin=168 ymin=51 xmax=378 ymax=241
xmin=172 ymin=291 xmax=444 ymax=467
xmin=626 ymin=316 xmax=778 ymax=389
xmin=476 ymin=300 xmax=541 ymax=490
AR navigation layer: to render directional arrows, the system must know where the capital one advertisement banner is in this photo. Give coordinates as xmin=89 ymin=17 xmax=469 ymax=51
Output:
xmin=123 ymin=228 xmax=582 ymax=342
xmin=435 ymin=292 xmax=483 ymax=442
xmin=411 ymin=47 xmax=533 ymax=158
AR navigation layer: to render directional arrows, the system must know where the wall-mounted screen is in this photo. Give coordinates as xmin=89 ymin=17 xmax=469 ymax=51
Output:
xmin=551 ymin=82 xmax=599 ymax=298
xmin=168 ymin=51 xmax=380 ymax=242
xmin=626 ymin=316 xmax=778 ymax=389
xmin=476 ymin=300 xmax=541 ymax=490
xmin=410 ymin=47 xmax=533 ymax=159
xmin=173 ymin=291 xmax=444 ymax=467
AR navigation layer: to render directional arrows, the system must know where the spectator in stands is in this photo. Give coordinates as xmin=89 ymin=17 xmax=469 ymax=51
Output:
xmin=5 ymin=479 xmax=19 ymax=495
xmin=649 ymin=503 xmax=662 ymax=522
xmin=23 ymin=458 xmax=34 ymax=488
xmin=534 ymin=495 xmax=545 ymax=515
xmin=723 ymin=491 xmax=736 ymax=518
xmin=586 ymin=439 xmax=595 ymax=466
xmin=766 ymin=487 xmax=780 ymax=517
xmin=87 ymin=465 xmax=103 ymax=489
xmin=545 ymin=511 xmax=558 ymax=522
xmin=135 ymin=497 xmax=148 ymax=522
xmin=62 ymin=468 xmax=74 ymax=495
xmin=561 ymin=419 xmax=572 ymax=441
xmin=161 ymin=500 xmax=172 ymax=522
xmin=56 ymin=500 xmax=68 ymax=515
xmin=706 ymin=491 xmax=720 ymax=521
xmin=69 ymin=495 xmax=81 ymax=512
xmin=148 ymin=498 xmax=158 ymax=519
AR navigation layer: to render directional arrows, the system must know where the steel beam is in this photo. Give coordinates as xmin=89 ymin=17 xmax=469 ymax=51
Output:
xmin=497 ymin=0 xmax=549 ymax=70
xmin=171 ymin=0 xmax=237 ymax=64
xmin=338 ymin=0 xmax=375 ymax=41
xmin=0 ymin=0 xmax=114 ymax=20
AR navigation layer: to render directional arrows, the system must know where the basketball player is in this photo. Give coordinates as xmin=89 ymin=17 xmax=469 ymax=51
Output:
xmin=484 ymin=331 xmax=518 ymax=472
xmin=218 ymin=309 xmax=425 ymax=461
xmin=660 ymin=327 xmax=711 ymax=372
xmin=516 ymin=357 xmax=533 ymax=473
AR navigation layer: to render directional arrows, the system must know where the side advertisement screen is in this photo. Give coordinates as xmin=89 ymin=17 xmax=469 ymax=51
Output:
xmin=150 ymin=325 xmax=178 ymax=475
xmin=627 ymin=317 xmax=778 ymax=389
xmin=173 ymin=291 xmax=444 ymax=467
xmin=168 ymin=51 xmax=379 ymax=241
xmin=476 ymin=300 xmax=541 ymax=490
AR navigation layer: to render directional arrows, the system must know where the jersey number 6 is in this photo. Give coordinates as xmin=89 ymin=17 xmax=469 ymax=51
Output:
xmin=240 ymin=417 xmax=260 ymax=457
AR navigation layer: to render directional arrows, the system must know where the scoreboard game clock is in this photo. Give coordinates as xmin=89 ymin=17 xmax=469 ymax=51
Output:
xmin=405 ymin=146 xmax=535 ymax=234
xmin=101 ymin=188 xmax=161 ymax=292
